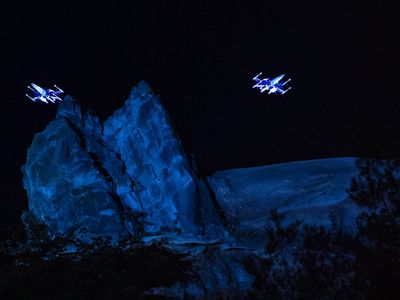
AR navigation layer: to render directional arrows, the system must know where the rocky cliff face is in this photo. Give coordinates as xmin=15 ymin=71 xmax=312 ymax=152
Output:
xmin=103 ymin=82 xmax=222 ymax=237
xmin=21 ymin=82 xmax=223 ymax=239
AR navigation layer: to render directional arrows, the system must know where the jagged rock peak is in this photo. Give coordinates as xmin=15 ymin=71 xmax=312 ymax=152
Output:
xmin=56 ymin=95 xmax=82 ymax=119
xmin=22 ymin=81 xmax=224 ymax=240
xmin=56 ymin=95 xmax=103 ymax=136
xmin=103 ymin=81 xmax=224 ymax=237
xmin=129 ymin=80 xmax=154 ymax=98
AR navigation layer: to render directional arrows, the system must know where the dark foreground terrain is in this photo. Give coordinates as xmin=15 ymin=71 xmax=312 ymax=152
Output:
xmin=1 ymin=158 xmax=400 ymax=299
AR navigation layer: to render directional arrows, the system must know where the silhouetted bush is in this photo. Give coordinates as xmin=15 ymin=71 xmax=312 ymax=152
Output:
xmin=0 ymin=221 xmax=192 ymax=299
xmin=348 ymin=158 xmax=400 ymax=211
xmin=265 ymin=209 xmax=301 ymax=253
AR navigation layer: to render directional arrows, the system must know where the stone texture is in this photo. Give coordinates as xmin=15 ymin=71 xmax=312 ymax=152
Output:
xmin=103 ymin=82 xmax=223 ymax=237
xmin=208 ymin=157 xmax=361 ymax=245
xmin=21 ymin=96 xmax=131 ymax=238
xmin=21 ymin=82 xmax=223 ymax=239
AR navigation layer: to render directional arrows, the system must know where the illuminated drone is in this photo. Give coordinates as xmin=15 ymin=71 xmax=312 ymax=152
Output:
xmin=25 ymin=83 xmax=64 ymax=104
xmin=252 ymin=72 xmax=291 ymax=94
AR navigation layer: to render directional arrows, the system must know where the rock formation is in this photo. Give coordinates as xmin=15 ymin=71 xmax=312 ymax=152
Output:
xmin=21 ymin=81 xmax=223 ymax=240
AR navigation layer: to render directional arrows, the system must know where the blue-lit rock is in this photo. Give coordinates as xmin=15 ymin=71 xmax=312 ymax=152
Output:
xmin=208 ymin=157 xmax=361 ymax=244
xmin=21 ymin=96 xmax=135 ymax=238
xmin=146 ymin=158 xmax=363 ymax=298
xmin=103 ymin=82 xmax=222 ymax=237
xmin=21 ymin=82 xmax=223 ymax=239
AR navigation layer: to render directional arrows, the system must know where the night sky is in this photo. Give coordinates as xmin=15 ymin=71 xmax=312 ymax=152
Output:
xmin=2 ymin=1 xmax=399 ymax=227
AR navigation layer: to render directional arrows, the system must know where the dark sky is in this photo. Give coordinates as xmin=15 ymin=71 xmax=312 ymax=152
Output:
xmin=2 ymin=1 xmax=399 ymax=227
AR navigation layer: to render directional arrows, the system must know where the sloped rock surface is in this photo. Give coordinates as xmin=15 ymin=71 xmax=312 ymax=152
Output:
xmin=208 ymin=157 xmax=360 ymax=244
